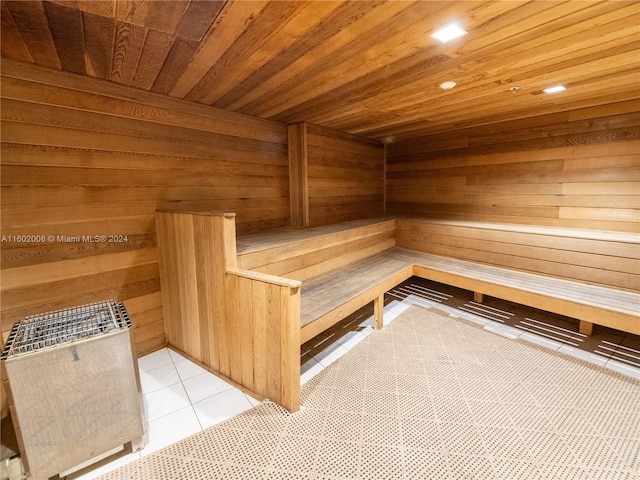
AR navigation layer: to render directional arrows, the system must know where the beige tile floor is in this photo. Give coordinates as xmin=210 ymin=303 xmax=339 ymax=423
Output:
xmin=57 ymin=278 xmax=640 ymax=479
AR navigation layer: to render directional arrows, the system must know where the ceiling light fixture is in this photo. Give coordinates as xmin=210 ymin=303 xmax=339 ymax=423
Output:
xmin=439 ymin=81 xmax=457 ymax=90
xmin=543 ymin=85 xmax=567 ymax=94
xmin=431 ymin=23 xmax=468 ymax=43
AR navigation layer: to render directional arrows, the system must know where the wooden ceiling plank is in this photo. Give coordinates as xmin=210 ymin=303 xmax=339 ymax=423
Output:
xmin=213 ymin=0 xmax=385 ymax=109
xmin=185 ymin=2 xmax=307 ymax=103
xmin=151 ymin=36 xmax=200 ymax=95
xmin=457 ymin=1 xmax=587 ymax=55
xmin=467 ymin=113 xmax=640 ymax=149
xmin=132 ymin=29 xmax=173 ymax=90
xmin=481 ymin=3 xmax=640 ymax=79
xmin=362 ymin=87 xmax=629 ymax=139
xmin=43 ymin=1 xmax=87 ymax=75
xmin=115 ymin=0 xmax=150 ymax=26
xmin=4 ymin=0 xmax=61 ymax=70
xmin=326 ymin=44 xmax=639 ymax=135
xmin=263 ymin=1 xmax=535 ymax=122
xmin=1 ymin=1 xmax=33 ymax=63
xmin=515 ymin=44 xmax=640 ymax=90
xmin=168 ymin=1 xmax=269 ymax=99
xmin=399 ymin=4 xmax=637 ymax=99
xmin=272 ymin=2 xmax=602 ymax=126
xmin=228 ymin=0 xmax=418 ymax=113
xmin=47 ymin=0 xmax=78 ymax=9
xmin=144 ymin=0 xmax=189 ymax=35
xmin=368 ymin=85 xmax=640 ymax=142
xmin=332 ymin=55 xmax=637 ymax=136
xmin=82 ymin=11 xmax=115 ymax=79
xmin=246 ymin=1 xmax=463 ymax=118
xmin=375 ymin=89 xmax=640 ymax=142
xmin=76 ymin=0 xmax=115 ymax=18
xmin=201 ymin=1 xmax=341 ymax=106
xmin=176 ymin=0 xmax=226 ymax=41
xmin=298 ymin=8 xmax=639 ymax=135
xmin=330 ymin=7 xmax=632 ymax=129
xmin=2 ymin=1 xmax=638 ymax=140
xmin=111 ymin=20 xmax=147 ymax=85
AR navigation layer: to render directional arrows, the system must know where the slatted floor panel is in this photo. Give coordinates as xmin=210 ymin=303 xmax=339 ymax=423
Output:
xmin=308 ymin=276 xmax=640 ymax=375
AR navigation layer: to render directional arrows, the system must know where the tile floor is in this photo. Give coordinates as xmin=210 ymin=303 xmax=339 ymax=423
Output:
xmin=59 ymin=277 xmax=640 ymax=479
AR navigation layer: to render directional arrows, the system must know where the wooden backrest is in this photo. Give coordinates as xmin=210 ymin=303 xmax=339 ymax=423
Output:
xmin=236 ymin=218 xmax=396 ymax=282
xmin=396 ymin=218 xmax=640 ymax=292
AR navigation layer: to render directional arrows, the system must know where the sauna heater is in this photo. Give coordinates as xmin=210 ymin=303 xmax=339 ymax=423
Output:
xmin=1 ymin=300 xmax=144 ymax=480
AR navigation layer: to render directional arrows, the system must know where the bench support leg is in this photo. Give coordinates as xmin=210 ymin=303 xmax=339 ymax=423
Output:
xmin=374 ymin=294 xmax=384 ymax=330
xmin=579 ymin=320 xmax=594 ymax=336
xmin=473 ymin=292 xmax=484 ymax=303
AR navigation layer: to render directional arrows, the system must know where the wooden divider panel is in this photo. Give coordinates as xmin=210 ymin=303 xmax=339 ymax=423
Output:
xmin=156 ymin=210 xmax=301 ymax=412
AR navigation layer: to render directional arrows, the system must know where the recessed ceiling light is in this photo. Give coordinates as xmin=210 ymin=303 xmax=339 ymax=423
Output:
xmin=439 ymin=81 xmax=457 ymax=90
xmin=431 ymin=23 xmax=468 ymax=43
xmin=543 ymin=85 xmax=567 ymax=94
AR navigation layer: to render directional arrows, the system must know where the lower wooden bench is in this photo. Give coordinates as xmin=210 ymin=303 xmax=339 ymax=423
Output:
xmin=300 ymin=247 xmax=639 ymax=347
xmin=156 ymin=211 xmax=639 ymax=413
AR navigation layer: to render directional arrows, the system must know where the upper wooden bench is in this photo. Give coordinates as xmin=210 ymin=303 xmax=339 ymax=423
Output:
xmin=236 ymin=217 xmax=408 ymax=343
xmin=156 ymin=211 xmax=639 ymax=412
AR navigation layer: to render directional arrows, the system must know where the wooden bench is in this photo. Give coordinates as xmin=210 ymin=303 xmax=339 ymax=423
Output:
xmin=156 ymin=210 xmax=639 ymax=412
xmin=235 ymin=217 xmax=408 ymax=344
xmin=395 ymin=217 xmax=640 ymax=336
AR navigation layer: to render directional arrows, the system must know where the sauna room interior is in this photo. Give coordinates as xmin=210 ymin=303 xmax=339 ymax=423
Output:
xmin=0 ymin=1 xmax=639 ymax=479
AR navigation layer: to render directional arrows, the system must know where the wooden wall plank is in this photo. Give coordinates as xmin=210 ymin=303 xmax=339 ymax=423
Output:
xmin=0 ymin=60 xmax=289 ymax=359
xmin=1 ymin=58 xmax=287 ymax=142
xmin=386 ymin=104 xmax=640 ymax=233
xmin=305 ymin=123 xmax=384 ymax=226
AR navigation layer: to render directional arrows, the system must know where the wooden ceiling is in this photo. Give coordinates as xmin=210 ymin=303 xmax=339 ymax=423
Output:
xmin=2 ymin=0 xmax=639 ymax=142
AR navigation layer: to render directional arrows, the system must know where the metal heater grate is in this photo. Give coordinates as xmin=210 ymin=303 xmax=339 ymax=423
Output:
xmin=1 ymin=300 xmax=144 ymax=480
xmin=2 ymin=300 xmax=130 ymax=359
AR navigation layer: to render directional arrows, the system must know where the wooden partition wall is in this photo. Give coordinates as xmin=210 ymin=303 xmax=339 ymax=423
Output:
xmin=386 ymin=102 xmax=640 ymax=233
xmin=0 ymin=59 xmax=289 ymax=362
xmin=289 ymin=122 xmax=385 ymax=227
xmin=156 ymin=211 xmax=301 ymax=412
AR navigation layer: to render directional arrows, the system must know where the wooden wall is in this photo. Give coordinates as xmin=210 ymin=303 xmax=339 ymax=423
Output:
xmin=0 ymin=59 xmax=289 ymax=360
xmin=386 ymin=101 xmax=640 ymax=233
xmin=306 ymin=123 xmax=384 ymax=226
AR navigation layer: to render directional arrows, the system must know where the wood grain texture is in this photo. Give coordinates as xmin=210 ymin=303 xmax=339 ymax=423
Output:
xmin=0 ymin=59 xmax=288 ymax=358
xmin=396 ymin=219 xmax=640 ymax=293
xmin=156 ymin=211 xmax=301 ymax=412
xmin=288 ymin=122 xmax=309 ymax=227
xmin=3 ymin=1 xmax=637 ymax=141
xmin=236 ymin=218 xmax=396 ymax=281
xmin=306 ymin=123 xmax=384 ymax=226
xmin=386 ymin=104 xmax=640 ymax=233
